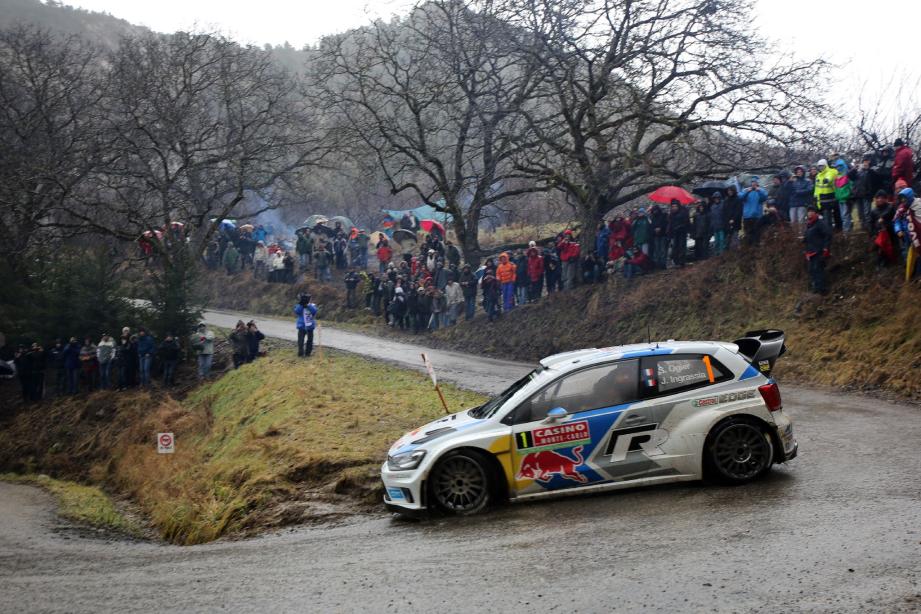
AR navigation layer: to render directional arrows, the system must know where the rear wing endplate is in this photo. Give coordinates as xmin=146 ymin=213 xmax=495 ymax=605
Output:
xmin=733 ymin=329 xmax=786 ymax=376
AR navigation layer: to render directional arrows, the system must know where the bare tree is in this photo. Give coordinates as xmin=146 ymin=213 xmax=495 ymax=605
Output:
xmin=506 ymin=0 xmax=827 ymax=251
xmin=0 ymin=26 xmax=105 ymax=269
xmin=313 ymin=0 xmax=548 ymax=264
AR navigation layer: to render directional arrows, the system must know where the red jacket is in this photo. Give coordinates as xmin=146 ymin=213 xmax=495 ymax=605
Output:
xmin=557 ymin=238 xmax=580 ymax=262
xmin=377 ymin=245 xmax=393 ymax=263
xmin=526 ymin=247 xmax=544 ymax=282
xmin=893 ymin=145 xmax=915 ymax=185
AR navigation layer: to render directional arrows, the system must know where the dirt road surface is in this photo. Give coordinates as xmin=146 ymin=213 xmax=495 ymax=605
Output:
xmin=2 ymin=309 xmax=920 ymax=613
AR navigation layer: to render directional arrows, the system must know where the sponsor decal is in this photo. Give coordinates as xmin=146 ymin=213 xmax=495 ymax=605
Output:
xmin=692 ymin=396 xmax=719 ymax=407
xmin=516 ymin=420 xmax=591 ymax=452
xmin=604 ymin=423 xmax=667 ymax=462
xmin=516 ymin=446 xmax=587 ymax=483
xmin=717 ymin=390 xmax=757 ymax=403
xmin=387 ymin=487 xmax=405 ymax=500
xmin=758 ymin=359 xmax=771 ymax=372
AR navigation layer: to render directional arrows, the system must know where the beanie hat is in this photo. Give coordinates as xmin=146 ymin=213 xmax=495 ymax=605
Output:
xmin=817 ymin=159 xmax=828 ymax=167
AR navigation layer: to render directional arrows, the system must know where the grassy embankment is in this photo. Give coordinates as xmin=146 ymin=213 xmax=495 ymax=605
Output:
xmin=432 ymin=228 xmax=921 ymax=400
xmin=0 ymin=351 xmax=485 ymax=544
xmin=0 ymin=473 xmax=142 ymax=535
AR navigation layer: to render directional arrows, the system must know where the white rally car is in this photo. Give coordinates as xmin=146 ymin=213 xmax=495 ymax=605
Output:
xmin=382 ymin=330 xmax=797 ymax=515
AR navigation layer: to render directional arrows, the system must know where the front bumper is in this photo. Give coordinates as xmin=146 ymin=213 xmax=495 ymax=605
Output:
xmin=381 ymin=462 xmax=427 ymax=512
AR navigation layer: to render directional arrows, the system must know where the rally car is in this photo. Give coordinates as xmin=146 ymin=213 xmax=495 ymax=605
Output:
xmin=382 ymin=330 xmax=797 ymax=515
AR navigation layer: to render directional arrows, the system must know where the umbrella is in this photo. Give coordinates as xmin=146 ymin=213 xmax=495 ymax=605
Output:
xmin=392 ymin=228 xmax=417 ymax=249
xmin=312 ymin=223 xmax=337 ymax=238
xmin=239 ymin=223 xmax=255 ymax=232
xmin=419 ymin=219 xmax=445 ymax=237
xmin=328 ymin=215 xmax=355 ymax=231
xmin=369 ymin=231 xmax=388 ymax=247
xmin=692 ymin=180 xmax=730 ymax=199
xmin=303 ymin=214 xmax=328 ymax=228
xmin=648 ymin=186 xmax=696 ymax=205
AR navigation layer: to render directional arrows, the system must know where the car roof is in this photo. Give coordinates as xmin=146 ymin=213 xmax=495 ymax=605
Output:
xmin=538 ymin=341 xmax=739 ymax=372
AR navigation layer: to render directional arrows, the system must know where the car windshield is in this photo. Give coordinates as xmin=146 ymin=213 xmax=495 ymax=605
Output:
xmin=469 ymin=368 xmax=542 ymax=419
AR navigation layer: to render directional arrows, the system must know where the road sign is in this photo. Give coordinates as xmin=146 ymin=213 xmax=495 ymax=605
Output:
xmin=157 ymin=432 xmax=175 ymax=454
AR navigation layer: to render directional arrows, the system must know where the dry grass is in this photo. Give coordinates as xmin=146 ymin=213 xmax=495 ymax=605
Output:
xmin=0 ymin=351 xmax=485 ymax=545
xmin=479 ymin=222 xmax=570 ymax=250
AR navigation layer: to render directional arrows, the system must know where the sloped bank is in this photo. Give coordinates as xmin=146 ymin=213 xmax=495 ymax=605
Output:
xmin=431 ymin=230 xmax=921 ymax=401
xmin=0 ymin=351 xmax=484 ymax=544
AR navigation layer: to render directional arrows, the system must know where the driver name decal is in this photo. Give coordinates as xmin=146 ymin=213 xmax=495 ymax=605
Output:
xmin=517 ymin=420 xmax=591 ymax=452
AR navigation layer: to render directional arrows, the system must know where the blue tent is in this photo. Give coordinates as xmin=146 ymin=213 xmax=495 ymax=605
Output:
xmin=381 ymin=203 xmax=452 ymax=225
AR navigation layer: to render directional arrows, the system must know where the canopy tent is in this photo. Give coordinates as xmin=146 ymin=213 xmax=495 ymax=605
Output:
xmin=328 ymin=215 xmax=355 ymax=231
xmin=381 ymin=203 xmax=452 ymax=226
xmin=303 ymin=214 xmax=329 ymax=228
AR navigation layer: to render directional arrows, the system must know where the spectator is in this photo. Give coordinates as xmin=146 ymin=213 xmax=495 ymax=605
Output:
xmin=268 ymin=251 xmax=284 ymax=282
xmin=581 ymin=252 xmax=601 ymax=283
xmin=514 ymin=251 xmax=529 ymax=305
xmin=557 ymin=230 xmax=580 ymax=289
xmin=623 ymin=247 xmax=653 ymax=279
xmin=649 ymin=204 xmax=669 ymax=268
xmin=246 ymin=321 xmax=265 ymax=362
xmin=445 ymin=239 xmax=461 ymax=269
xmin=314 ymin=243 xmax=332 ymax=282
xmin=159 ymin=333 xmax=180 ymax=385
xmin=344 ymin=268 xmax=361 ymax=308
xmin=481 ymin=266 xmax=500 ymax=322
xmin=427 ymin=285 xmax=445 ymax=331
xmin=892 ymin=138 xmax=915 ymax=188
xmin=459 ymin=264 xmax=478 ymax=320
xmin=788 ymin=166 xmax=813 ymax=229
xmin=96 ymin=333 xmax=115 ymax=390
xmin=282 ymin=252 xmax=295 ymax=283
xmin=62 ymin=337 xmax=81 ymax=395
xmin=869 ymin=189 xmax=898 ymax=267
xmin=377 ymin=239 xmax=393 ymax=274
xmin=724 ymin=185 xmax=743 ymax=249
xmin=117 ymin=330 xmax=138 ymax=389
xmin=834 ymin=159 xmax=854 ymax=232
xmin=595 ymin=222 xmax=611 ymax=260
xmin=741 ymin=177 xmax=768 ymax=245
xmin=526 ymin=242 xmax=544 ymax=302
xmin=543 ymin=245 xmax=561 ymax=292
xmin=444 ymin=274 xmax=463 ymax=326
xmin=772 ymin=171 xmax=793 ymax=221
xmin=223 ymin=242 xmax=240 ymax=275
xmin=228 ymin=321 xmax=249 ymax=369
xmin=814 ymin=159 xmax=840 ymax=231
xmin=49 ymin=338 xmax=66 ymax=395
xmin=27 ymin=343 xmax=46 ymax=401
xmin=79 ymin=336 xmax=98 ymax=391
xmin=296 ymin=231 xmax=312 ymax=269
xmin=253 ymin=241 xmax=268 ymax=280
xmin=137 ymin=328 xmax=155 ymax=387
xmin=632 ymin=208 xmax=651 ymax=256
xmin=693 ymin=202 xmax=711 ymax=260
xmin=13 ymin=345 xmax=34 ymax=402
xmin=294 ymin=293 xmax=318 ymax=358
xmin=803 ymin=206 xmax=831 ymax=294
xmin=667 ymin=200 xmax=690 ymax=267
xmin=496 ymin=252 xmax=516 ymax=311
xmin=851 ymin=155 xmax=877 ymax=231
xmin=709 ymin=194 xmax=726 ymax=254
xmin=388 ymin=286 xmax=408 ymax=329
xmin=190 ymin=323 xmax=215 ymax=379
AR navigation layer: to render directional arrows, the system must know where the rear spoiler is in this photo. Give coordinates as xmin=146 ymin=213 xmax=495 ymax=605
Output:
xmin=733 ymin=329 xmax=786 ymax=376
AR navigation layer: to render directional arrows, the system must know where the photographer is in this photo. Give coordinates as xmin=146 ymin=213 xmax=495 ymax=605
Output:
xmin=294 ymin=293 xmax=318 ymax=358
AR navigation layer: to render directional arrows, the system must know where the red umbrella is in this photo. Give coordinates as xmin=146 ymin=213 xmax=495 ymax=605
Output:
xmin=420 ymin=219 xmax=445 ymax=236
xmin=648 ymin=186 xmax=696 ymax=205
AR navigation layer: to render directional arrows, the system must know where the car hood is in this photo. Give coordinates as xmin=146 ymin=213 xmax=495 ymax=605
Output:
xmin=388 ymin=408 xmax=480 ymax=455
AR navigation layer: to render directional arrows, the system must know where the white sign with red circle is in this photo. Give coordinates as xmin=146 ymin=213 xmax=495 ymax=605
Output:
xmin=157 ymin=432 xmax=175 ymax=454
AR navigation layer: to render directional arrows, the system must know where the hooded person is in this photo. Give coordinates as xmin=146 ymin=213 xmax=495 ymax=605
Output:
xmin=294 ymin=293 xmax=318 ymax=358
xmin=526 ymin=242 xmax=544 ymax=302
xmin=834 ymin=159 xmax=854 ymax=232
xmin=803 ymin=206 xmax=832 ymax=294
xmin=813 ymin=159 xmax=841 ymax=230
xmin=869 ymin=189 xmax=898 ymax=266
xmin=898 ymin=187 xmax=921 ymax=278
xmin=892 ymin=138 xmax=915 ymax=187
xmin=741 ymin=177 xmax=768 ymax=245
xmin=708 ymin=193 xmax=727 ymax=254
xmin=631 ymin=208 xmax=651 ymax=254
xmin=496 ymin=252 xmax=517 ymax=311
xmin=788 ymin=166 xmax=814 ymax=227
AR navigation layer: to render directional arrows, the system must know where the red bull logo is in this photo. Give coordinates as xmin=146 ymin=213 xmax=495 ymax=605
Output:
xmin=516 ymin=446 xmax=587 ymax=484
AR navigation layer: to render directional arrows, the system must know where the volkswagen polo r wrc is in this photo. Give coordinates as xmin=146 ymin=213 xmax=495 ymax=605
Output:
xmin=382 ymin=330 xmax=797 ymax=515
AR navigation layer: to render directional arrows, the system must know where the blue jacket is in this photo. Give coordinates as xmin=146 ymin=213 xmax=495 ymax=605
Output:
xmin=295 ymin=303 xmax=318 ymax=330
xmin=741 ymin=187 xmax=768 ymax=219
xmin=137 ymin=334 xmax=155 ymax=357
xmin=709 ymin=202 xmax=726 ymax=231
xmin=62 ymin=342 xmax=81 ymax=370
xmin=595 ymin=226 xmax=611 ymax=257
xmin=789 ymin=177 xmax=813 ymax=209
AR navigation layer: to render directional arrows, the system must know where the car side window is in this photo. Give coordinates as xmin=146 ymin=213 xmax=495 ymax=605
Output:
xmin=514 ymin=360 xmax=639 ymax=424
xmin=641 ymin=354 xmax=730 ymax=397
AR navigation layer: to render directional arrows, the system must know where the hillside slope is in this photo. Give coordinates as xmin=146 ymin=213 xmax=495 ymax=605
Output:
xmin=432 ymin=229 xmax=921 ymax=401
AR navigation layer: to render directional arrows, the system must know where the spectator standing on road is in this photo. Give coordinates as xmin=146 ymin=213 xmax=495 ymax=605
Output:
xmin=294 ymin=293 xmax=318 ymax=358
xmin=137 ymin=328 xmax=155 ymax=387
xmin=96 ymin=334 xmax=115 ymax=390
xmin=892 ymin=138 xmax=915 ymax=188
xmin=159 ymin=334 xmax=180 ymax=385
xmin=803 ymin=206 xmax=831 ymax=294
xmin=741 ymin=178 xmax=768 ymax=246
xmin=191 ymin=324 xmax=215 ymax=379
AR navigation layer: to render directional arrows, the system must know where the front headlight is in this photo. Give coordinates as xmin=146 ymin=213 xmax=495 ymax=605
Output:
xmin=387 ymin=449 xmax=426 ymax=471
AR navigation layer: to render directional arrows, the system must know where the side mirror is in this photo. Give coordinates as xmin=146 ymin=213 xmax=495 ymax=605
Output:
xmin=543 ymin=407 xmax=568 ymax=424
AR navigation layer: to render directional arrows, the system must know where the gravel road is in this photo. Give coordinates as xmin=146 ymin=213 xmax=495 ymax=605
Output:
xmin=1 ymin=309 xmax=919 ymax=613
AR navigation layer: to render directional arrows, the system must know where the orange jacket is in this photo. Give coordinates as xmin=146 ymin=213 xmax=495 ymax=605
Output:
xmin=496 ymin=253 xmax=516 ymax=284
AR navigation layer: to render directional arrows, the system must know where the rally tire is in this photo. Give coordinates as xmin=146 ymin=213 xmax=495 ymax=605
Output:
xmin=704 ymin=417 xmax=774 ymax=484
xmin=429 ymin=450 xmax=492 ymax=515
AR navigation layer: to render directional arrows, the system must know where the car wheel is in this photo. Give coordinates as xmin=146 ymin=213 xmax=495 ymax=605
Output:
xmin=705 ymin=418 xmax=774 ymax=484
xmin=429 ymin=451 xmax=491 ymax=515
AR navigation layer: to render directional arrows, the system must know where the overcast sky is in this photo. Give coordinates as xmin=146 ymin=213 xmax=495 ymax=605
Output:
xmin=63 ymin=0 xmax=917 ymax=127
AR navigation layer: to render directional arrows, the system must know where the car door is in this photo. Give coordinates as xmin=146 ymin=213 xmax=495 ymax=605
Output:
xmin=509 ymin=360 xmax=644 ymax=495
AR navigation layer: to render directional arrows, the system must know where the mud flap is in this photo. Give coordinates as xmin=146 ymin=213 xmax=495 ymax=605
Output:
xmin=733 ymin=329 xmax=786 ymax=376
